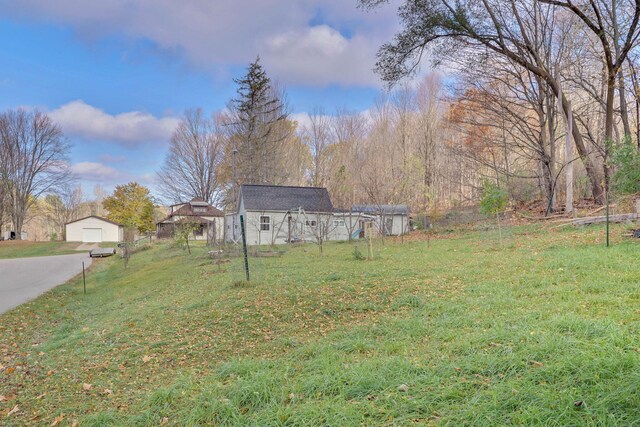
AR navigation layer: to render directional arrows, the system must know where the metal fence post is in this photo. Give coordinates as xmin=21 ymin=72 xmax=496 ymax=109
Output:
xmin=240 ymin=215 xmax=250 ymax=281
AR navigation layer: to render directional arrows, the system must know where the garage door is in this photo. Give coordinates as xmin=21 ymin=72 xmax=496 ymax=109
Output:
xmin=82 ymin=228 xmax=102 ymax=243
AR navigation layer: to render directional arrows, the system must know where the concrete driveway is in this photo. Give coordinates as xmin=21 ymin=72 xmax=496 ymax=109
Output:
xmin=0 ymin=253 xmax=92 ymax=314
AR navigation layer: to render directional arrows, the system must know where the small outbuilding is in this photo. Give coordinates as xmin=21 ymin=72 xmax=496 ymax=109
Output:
xmin=351 ymin=205 xmax=410 ymax=236
xmin=65 ymin=216 xmax=124 ymax=243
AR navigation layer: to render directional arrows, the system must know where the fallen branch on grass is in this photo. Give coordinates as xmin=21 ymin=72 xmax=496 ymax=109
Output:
xmin=572 ymin=213 xmax=638 ymax=226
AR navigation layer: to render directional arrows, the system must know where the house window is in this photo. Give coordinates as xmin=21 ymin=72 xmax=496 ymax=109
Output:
xmin=334 ymin=219 xmax=345 ymax=227
xmin=193 ymin=207 xmax=207 ymax=213
xmin=260 ymin=216 xmax=270 ymax=231
xmin=305 ymin=220 xmax=317 ymax=227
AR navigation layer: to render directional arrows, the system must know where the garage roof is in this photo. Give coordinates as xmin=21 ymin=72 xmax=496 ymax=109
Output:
xmin=65 ymin=215 xmax=124 ymax=226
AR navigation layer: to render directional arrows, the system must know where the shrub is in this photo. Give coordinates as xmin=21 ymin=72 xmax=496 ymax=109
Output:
xmin=352 ymin=246 xmax=365 ymax=261
xmin=611 ymin=139 xmax=640 ymax=194
xmin=480 ymin=180 xmax=508 ymax=217
xmin=480 ymin=180 xmax=508 ymax=247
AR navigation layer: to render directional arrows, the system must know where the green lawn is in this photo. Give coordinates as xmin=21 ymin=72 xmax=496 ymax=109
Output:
xmin=0 ymin=240 xmax=80 ymax=259
xmin=1 ymin=226 xmax=640 ymax=425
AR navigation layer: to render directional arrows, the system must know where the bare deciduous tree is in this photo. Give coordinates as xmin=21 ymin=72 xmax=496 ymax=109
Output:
xmin=302 ymin=108 xmax=332 ymax=187
xmin=360 ymin=0 xmax=625 ymax=204
xmin=43 ymin=184 xmax=83 ymax=240
xmin=0 ymin=109 xmax=71 ymax=239
xmin=157 ymin=108 xmax=225 ymax=206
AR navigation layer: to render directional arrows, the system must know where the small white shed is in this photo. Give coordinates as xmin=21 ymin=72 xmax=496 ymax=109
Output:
xmin=65 ymin=216 xmax=124 ymax=243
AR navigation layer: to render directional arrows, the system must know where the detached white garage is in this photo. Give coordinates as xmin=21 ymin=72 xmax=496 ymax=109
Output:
xmin=65 ymin=216 xmax=124 ymax=243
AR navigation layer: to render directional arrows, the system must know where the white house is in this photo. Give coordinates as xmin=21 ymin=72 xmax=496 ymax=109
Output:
xmin=66 ymin=216 xmax=124 ymax=243
xmin=156 ymin=198 xmax=224 ymax=242
xmin=351 ymin=205 xmax=410 ymax=236
xmin=226 ymin=184 xmax=346 ymax=245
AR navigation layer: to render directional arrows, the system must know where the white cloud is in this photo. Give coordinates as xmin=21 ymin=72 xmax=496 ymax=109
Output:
xmin=71 ymin=161 xmax=129 ymax=183
xmin=4 ymin=0 xmax=402 ymax=87
xmin=99 ymin=154 xmax=127 ymax=163
xmin=290 ymin=112 xmax=313 ymax=131
xmin=49 ymin=100 xmax=179 ymax=146
xmin=71 ymin=161 xmax=157 ymax=190
xmin=262 ymin=25 xmax=378 ymax=86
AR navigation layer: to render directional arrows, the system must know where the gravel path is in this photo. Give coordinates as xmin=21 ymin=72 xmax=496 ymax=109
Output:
xmin=0 ymin=253 xmax=92 ymax=314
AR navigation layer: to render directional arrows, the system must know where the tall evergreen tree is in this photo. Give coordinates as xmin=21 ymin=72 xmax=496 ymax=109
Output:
xmin=227 ymin=57 xmax=290 ymax=187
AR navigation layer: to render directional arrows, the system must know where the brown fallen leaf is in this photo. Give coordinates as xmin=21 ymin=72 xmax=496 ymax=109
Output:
xmin=6 ymin=405 xmax=19 ymax=416
xmin=36 ymin=393 xmax=47 ymax=399
xmin=160 ymin=417 xmax=169 ymax=425
xmin=0 ymin=395 xmax=6 ymax=402
xmin=82 ymin=383 xmax=92 ymax=391
xmin=102 ymin=389 xmax=113 ymax=395
xmin=51 ymin=414 xmax=64 ymax=426
xmin=71 ymin=420 xmax=79 ymax=427
xmin=528 ymin=360 xmax=544 ymax=368
xmin=5 ymin=367 xmax=15 ymax=374
xmin=142 ymin=355 xmax=152 ymax=363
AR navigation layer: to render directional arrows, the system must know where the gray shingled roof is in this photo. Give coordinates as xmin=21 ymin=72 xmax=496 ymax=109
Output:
xmin=351 ymin=205 xmax=410 ymax=215
xmin=240 ymin=184 xmax=334 ymax=213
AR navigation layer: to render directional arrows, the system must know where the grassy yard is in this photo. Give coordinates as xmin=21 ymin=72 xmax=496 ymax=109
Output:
xmin=1 ymin=225 xmax=640 ymax=425
xmin=0 ymin=240 xmax=80 ymax=259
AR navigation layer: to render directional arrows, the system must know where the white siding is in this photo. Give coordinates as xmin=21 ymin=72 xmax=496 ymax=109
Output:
xmin=66 ymin=217 xmax=123 ymax=242
xmin=328 ymin=213 xmax=365 ymax=241
xmin=226 ymin=210 xmax=349 ymax=245
xmin=370 ymin=213 xmax=409 ymax=236
xmin=383 ymin=213 xmax=409 ymax=236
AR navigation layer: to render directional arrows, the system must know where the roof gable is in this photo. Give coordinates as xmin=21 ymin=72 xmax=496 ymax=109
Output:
xmin=167 ymin=198 xmax=223 ymax=218
xmin=240 ymin=185 xmax=334 ymax=213
xmin=65 ymin=215 xmax=124 ymax=226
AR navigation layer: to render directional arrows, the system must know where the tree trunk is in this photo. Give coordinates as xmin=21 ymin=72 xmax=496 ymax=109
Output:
xmin=603 ymin=76 xmax=616 ymax=208
xmin=628 ymin=58 xmax=640 ymax=148
xmin=604 ymin=76 xmax=617 ymax=144
xmin=552 ymin=80 xmax=604 ymax=203
xmin=14 ymin=214 xmax=23 ymax=241
xmin=619 ymin=70 xmax=632 ymax=138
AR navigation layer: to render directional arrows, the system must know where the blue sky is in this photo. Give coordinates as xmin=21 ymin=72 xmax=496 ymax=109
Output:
xmin=0 ymin=0 xmax=401 ymax=196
